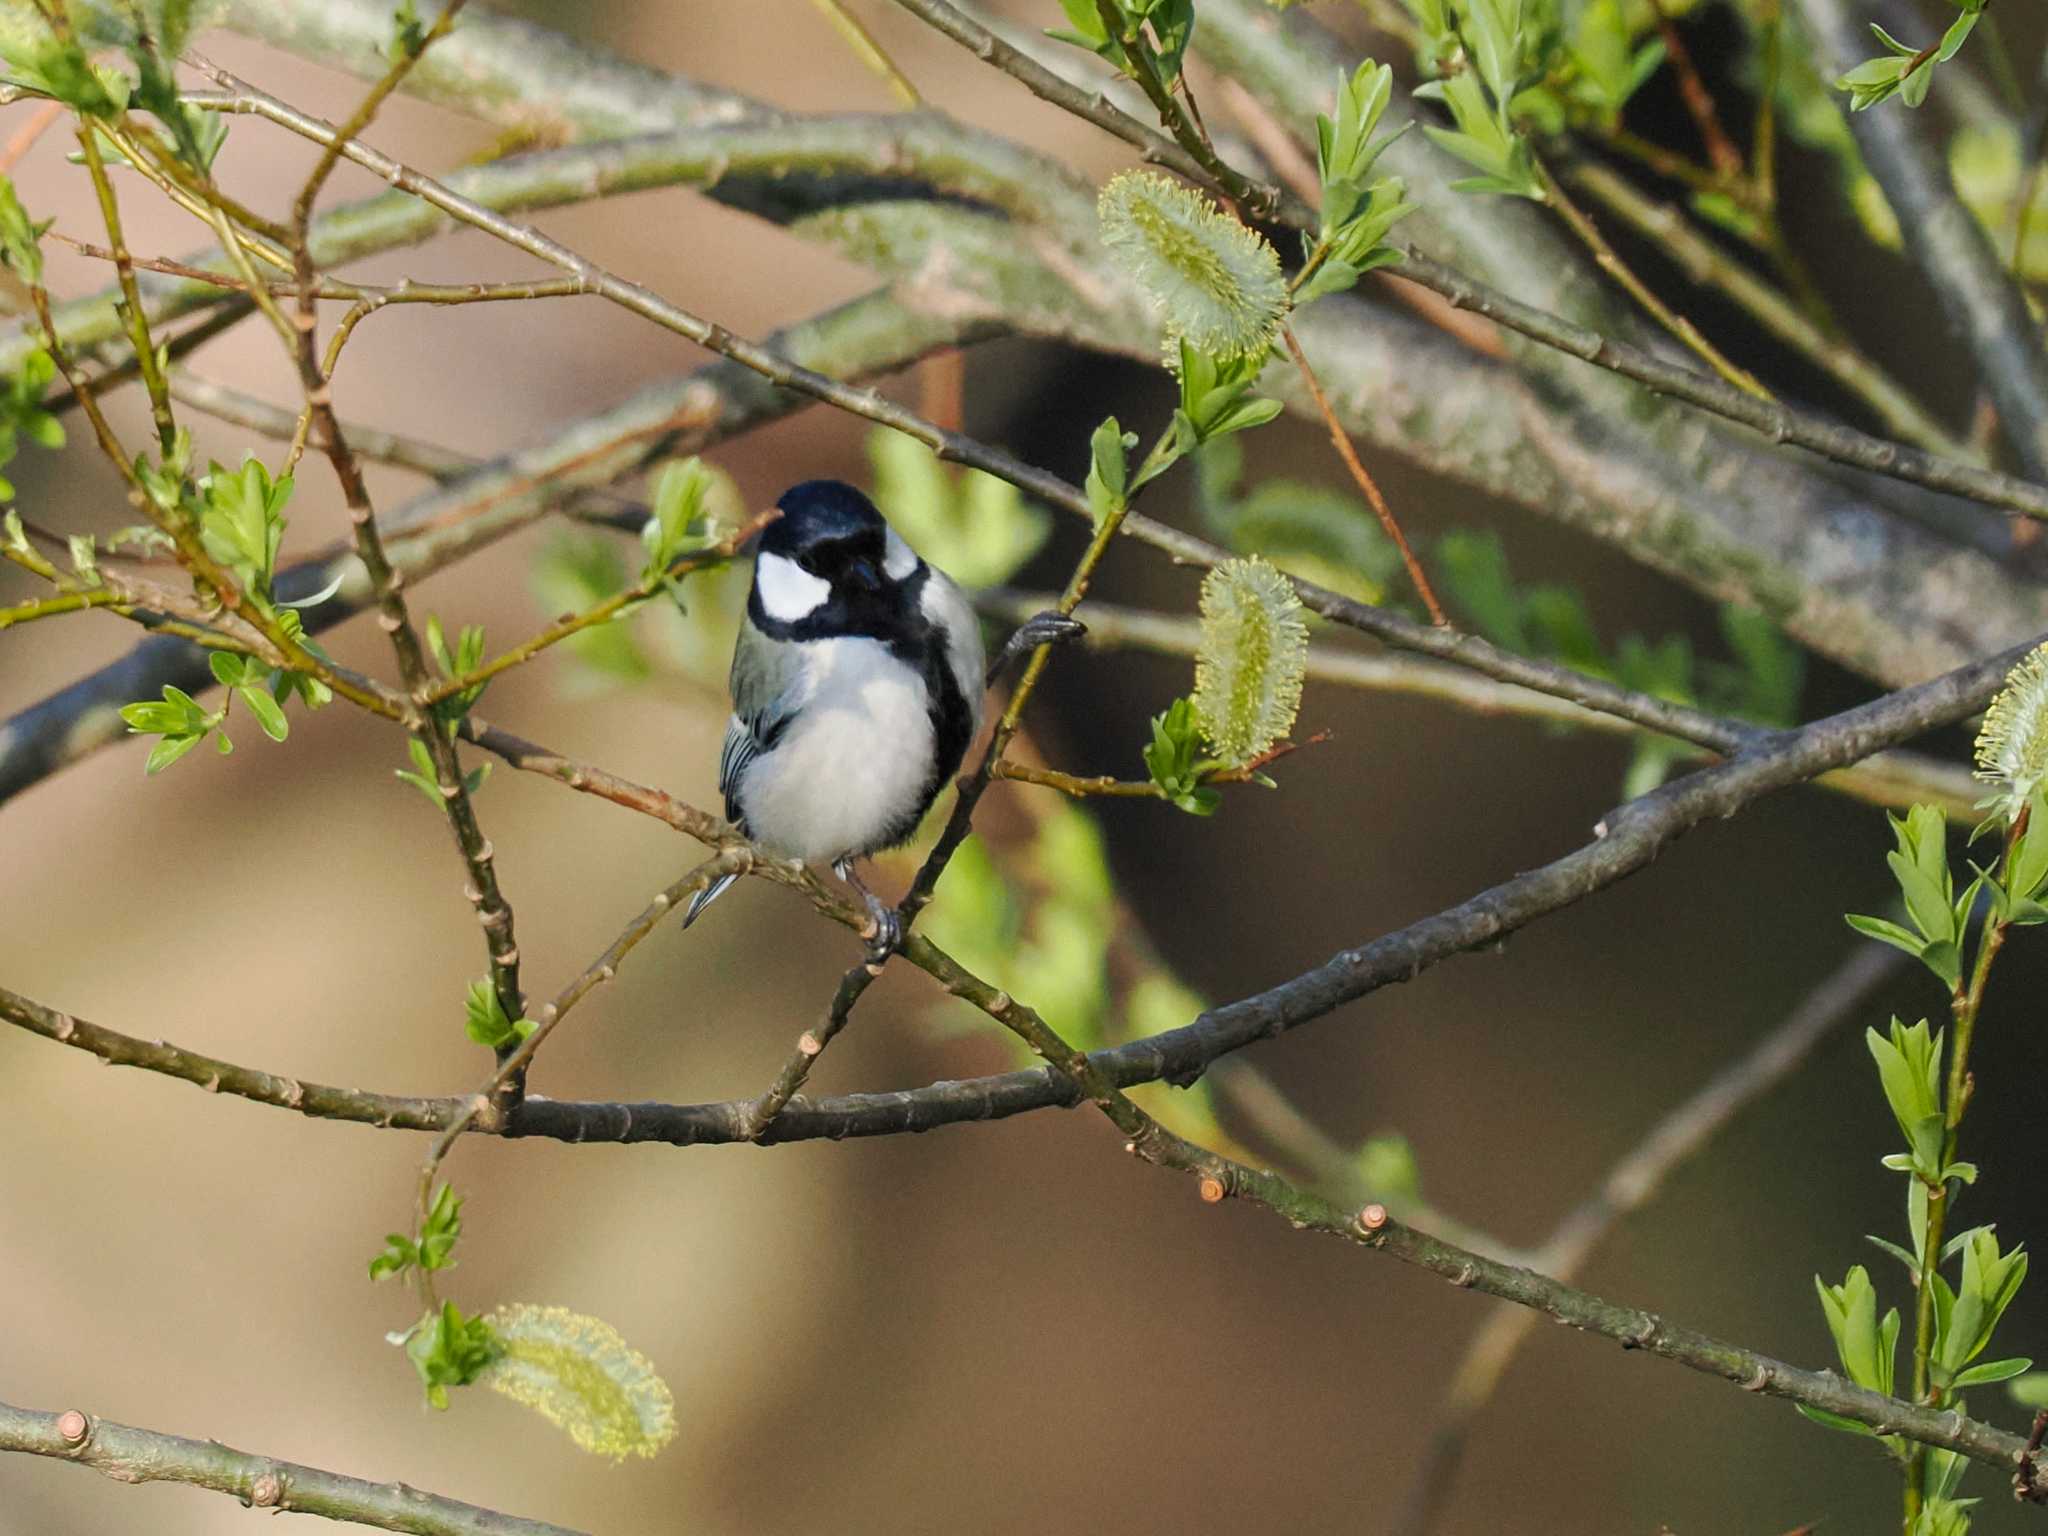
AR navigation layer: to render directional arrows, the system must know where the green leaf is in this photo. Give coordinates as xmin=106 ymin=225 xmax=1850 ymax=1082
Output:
xmin=396 ymin=736 xmax=444 ymax=807
xmin=463 ymin=978 xmax=524 ymax=1051
xmin=1866 ymin=1018 xmax=1947 ymax=1181
xmin=418 ymin=1181 xmax=464 ymax=1272
xmin=145 ymin=732 xmax=206 ymax=775
xmin=480 ymin=1303 xmax=677 ymax=1460
xmin=1085 ymin=416 xmax=1137 ymax=522
xmin=238 ymin=684 xmax=289 ymax=742
xmin=1951 ymin=1356 xmax=2032 ymax=1389
xmin=368 ymin=1233 xmax=419 ymax=1281
xmin=1796 ymin=1402 xmax=1878 ymax=1435
xmin=1815 ymin=1265 xmax=1895 ymax=1395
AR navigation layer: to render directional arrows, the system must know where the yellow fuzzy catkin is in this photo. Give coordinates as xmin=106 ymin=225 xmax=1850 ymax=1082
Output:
xmin=1974 ymin=640 xmax=2048 ymax=821
xmin=1098 ymin=171 xmax=1289 ymax=362
xmin=481 ymin=1303 xmax=677 ymax=1460
xmin=1192 ymin=557 xmax=1309 ymax=766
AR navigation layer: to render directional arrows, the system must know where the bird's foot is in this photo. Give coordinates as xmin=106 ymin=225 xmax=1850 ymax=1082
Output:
xmin=987 ymin=610 xmax=1087 ymax=687
xmin=834 ymin=857 xmax=903 ymax=965
xmin=860 ymin=903 xmax=902 ymax=966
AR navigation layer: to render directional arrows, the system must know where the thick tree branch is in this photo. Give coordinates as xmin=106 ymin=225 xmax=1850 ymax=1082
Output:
xmin=0 ymin=1399 xmax=585 ymax=1536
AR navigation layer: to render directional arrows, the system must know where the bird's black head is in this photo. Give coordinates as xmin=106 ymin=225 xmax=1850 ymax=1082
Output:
xmin=751 ymin=478 xmax=925 ymax=639
xmin=764 ymin=480 xmax=890 ymax=589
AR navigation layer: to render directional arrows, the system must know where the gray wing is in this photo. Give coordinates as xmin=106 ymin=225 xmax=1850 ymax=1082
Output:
xmin=717 ymin=621 xmax=809 ymax=828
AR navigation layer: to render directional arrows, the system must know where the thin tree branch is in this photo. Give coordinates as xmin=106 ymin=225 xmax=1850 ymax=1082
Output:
xmin=982 ymin=591 xmax=1983 ymax=814
xmin=0 ymin=1399 xmax=585 ymax=1536
xmin=9 ymin=626 xmax=2034 ymax=1149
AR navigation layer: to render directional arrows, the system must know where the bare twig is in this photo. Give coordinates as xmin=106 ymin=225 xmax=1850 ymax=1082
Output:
xmin=0 ymin=1398 xmax=584 ymax=1536
xmin=1645 ymin=0 xmax=1743 ymax=180
xmin=1279 ymin=324 xmax=1445 ymax=623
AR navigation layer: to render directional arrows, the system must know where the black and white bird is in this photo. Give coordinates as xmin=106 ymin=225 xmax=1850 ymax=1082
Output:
xmin=683 ymin=478 xmax=1076 ymax=957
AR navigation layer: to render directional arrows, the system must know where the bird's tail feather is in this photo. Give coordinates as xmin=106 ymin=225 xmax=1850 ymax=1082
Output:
xmin=681 ymin=870 xmax=741 ymax=929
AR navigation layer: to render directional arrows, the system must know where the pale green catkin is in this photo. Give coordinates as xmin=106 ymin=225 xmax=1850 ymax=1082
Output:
xmin=1098 ymin=171 xmax=1289 ymax=362
xmin=1192 ymin=556 xmax=1309 ymax=766
xmin=481 ymin=1303 xmax=677 ymax=1460
xmin=1974 ymin=640 xmax=2048 ymax=820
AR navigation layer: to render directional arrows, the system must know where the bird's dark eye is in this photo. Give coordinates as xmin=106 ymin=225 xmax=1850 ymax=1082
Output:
xmin=795 ymin=549 xmax=826 ymax=577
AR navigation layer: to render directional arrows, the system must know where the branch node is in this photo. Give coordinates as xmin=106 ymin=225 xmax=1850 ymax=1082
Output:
xmin=1358 ymin=1202 xmax=1389 ymax=1232
xmin=249 ymin=1469 xmax=285 ymax=1507
xmin=1197 ymin=1175 xmax=1226 ymax=1204
xmin=55 ymin=1411 xmax=89 ymax=1448
xmin=1741 ymin=1364 xmax=1774 ymax=1392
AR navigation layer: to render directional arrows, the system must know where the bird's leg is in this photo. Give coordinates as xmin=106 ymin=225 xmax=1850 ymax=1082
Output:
xmin=833 ymin=856 xmax=902 ymax=963
xmin=986 ymin=609 xmax=1087 ymax=689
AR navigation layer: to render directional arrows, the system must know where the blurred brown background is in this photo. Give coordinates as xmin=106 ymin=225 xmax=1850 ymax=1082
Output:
xmin=4 ymin=3 xmax=2046 ymax=1533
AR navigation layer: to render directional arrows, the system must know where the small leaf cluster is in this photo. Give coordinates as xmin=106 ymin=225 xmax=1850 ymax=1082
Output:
xmin=370 ymin=1182 xmax=466 ymax=1283
xmin=462 ymin=976 xmax=536 ymax=1051
xmin=1866 ymin=1017 xmax=1971 ymax=1188
xmin=1298 ymin=60 xmax=1417 ymax=304
xmin=1050 ymin=0 xmax=1193 ymax=96
xmin=0 ymin=3 xmax=225 ymax=170
xmin=1086 ymin=349 xmax=1281 ymax=534
xmin=1845 ymin=800 xmax=2048 ymax=989
xmin=118 ymin=459 xmax=336 ymax=773
xmin=1562 ymin=0 xmax=1664 ymax=121
xmin=198 ymin=456 xmax=292 ymax=601
xmin=638 ymin=455 xmax=716 ymax=589
xmin=1143 ymin=696 xmax=1223 ymax=815
xmin=1837 ymin=4 xmax=1982 ymax=113
xmin=1412 ymin=0 xmax=1544 ymax=198
xmin=402 ymin=1301 xmax=502 ymax=1412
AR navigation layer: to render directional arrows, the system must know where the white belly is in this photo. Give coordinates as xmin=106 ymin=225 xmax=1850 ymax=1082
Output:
xmin=736 ymin=637 xmax=936 ymax=863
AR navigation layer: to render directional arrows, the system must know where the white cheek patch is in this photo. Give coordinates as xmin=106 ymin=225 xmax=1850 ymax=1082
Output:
xmin=883 ymin=527 xmax=921 ymax=582
xmin=756 ymin=551 xmax=831 ymax=622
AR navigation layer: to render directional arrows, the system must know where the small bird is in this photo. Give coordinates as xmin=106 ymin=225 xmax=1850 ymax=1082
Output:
xmin=683 ymin=478 xmax=1077 ymax=957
